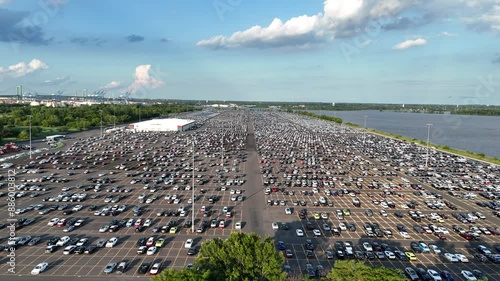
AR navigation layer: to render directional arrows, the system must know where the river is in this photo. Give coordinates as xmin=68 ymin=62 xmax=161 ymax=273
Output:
xmin=313 ymin=110 xmax=500 ymax=159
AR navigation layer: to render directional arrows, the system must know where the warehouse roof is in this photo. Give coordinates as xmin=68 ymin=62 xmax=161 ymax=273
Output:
xmin=133 ymin=118 xmax=194 ymax=127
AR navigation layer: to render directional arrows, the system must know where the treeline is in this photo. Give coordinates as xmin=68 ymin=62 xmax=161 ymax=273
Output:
xmin=294 ymin=110 xmax=343 ymax=124
xmin=452 ymin=108 xmax=500 ymax=116
xmin=0 ymin=103 xmax=198 ymax=142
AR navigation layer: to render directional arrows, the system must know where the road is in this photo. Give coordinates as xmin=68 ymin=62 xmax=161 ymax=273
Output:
xmin=241 ymin=114 xmax=266 ymax=237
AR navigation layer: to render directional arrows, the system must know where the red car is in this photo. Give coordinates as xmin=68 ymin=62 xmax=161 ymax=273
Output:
xmin=57 ymin=219 xmax=67 ymax=227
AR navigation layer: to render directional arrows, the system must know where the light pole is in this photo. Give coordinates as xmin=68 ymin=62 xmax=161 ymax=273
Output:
xmin=28 ymin=115 xmax=32 ymax=159
xmin=191 ymin=136 xmax=195 ymax=233
xmin=99 ymin=110 xmax=103 ymax=137
xmin=425 ymin=123 xmax=433 ymax=168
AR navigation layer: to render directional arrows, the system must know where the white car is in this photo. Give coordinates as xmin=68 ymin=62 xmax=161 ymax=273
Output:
xmin=126 ymin=219 xmax=134 ymax=227
xmin=363 ymin=242 xmax=373 ymax=251
xmin=380 ymin=210 xmax=388 ymax=216
xmin=76 ymin=238 xmax=88 ymax=246
xmin=339 ymin=223 xmax=347 ymax=231
xmin=235 ymin=221 xmax=242 ymax=229
xmin=429 ymin=244 xmax=441 ymax=254
xmin=47 ymin=218 xmax=59 ymax=226
xmin=461 ymin=270 xmax=477 ymax=281
xmin=285 ymin=208 xmax=292 ymax=215
xmin=146 ymin=246 xmax=157 ymax=255
xmin=63 ymin=245 xmax=76 ymax=255
xmin=296 ymin=229 xmax=304 ymax=237
xmin=444 ymin=253 xmax=459 ymax=262
xmin=31 ymin=262 xmax=48 ymax=275
xmin=72 ymin=205 xmax=83 ymax=211
xmin=105 ymin=237 xmax=118 ymax=248
xmin=313 ymin=229 xmax=322 ymax=236
xmin=455 ymin=253 xmax=469 ymax=262
xmin=272 ymin=222 xmax=279 ymax=230
xmin=427 ymin=269 xmax=442 ymax=281
xmin=143 ymin=219 xmax=152 ymax=227
xmin=222 ymin=206 xmax=228 ymax=213
xmin=384 ymin=250 xmax=396 ymax=259
xmin=150 ymin=262 xmax=161 ymax=275
xmin=399 ymin=231 xmax=411 ymax=239
xmin=74 ymin=219 xmax=85 ymax=227
xmin=56 ymin=236 xmax=70 ymax=247
xmin=185 ymin=239 xmax=193 ymax=249
xmin=99 ymin=225 xmax=110 ymax=233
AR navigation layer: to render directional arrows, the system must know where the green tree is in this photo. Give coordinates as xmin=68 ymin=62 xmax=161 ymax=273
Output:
xmin=18 ymin=130 xmax=29 ymax=140
xmin=152 ymin=232 xmax=287 ymax=281
xmin=325 ymin=260 xmax=405 ymax=281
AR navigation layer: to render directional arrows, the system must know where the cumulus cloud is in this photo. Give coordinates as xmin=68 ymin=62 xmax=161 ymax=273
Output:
xmin=102 ymin=80 xmax=122 ymax=90
xmin=0 ymin=8 xmax=53 ymax=45
xmin=392 ymin=38 xmax=427 ymax=50
xmin=197 ymin=0 xmax=500 ymax=50
xmin=0 ymin=59 xmax=48 ymax=79
xmin=197 ymin=0 xmax=418 ymax=49
xmin=127 ymin=65 xmax=165 ymax=93
xmin=44 ymin=76 xmax=70 ymax=85
xmin=126 ymin=34 xmax=145 ymax=43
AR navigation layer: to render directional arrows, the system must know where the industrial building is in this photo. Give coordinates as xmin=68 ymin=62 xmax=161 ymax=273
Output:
xmin=129 ymin=118 xmax=195 ymax=132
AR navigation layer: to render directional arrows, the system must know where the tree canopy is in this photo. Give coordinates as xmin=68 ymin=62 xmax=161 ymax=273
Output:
xmin=325 ymin=260 xmax=406 ymax=281
xmin=151 ymin=232 xmax=287 ymax=281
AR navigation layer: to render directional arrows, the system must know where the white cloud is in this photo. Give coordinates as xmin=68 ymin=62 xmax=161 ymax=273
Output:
xmin=464 ymin=4 xmax=500 ymax=33
xmin=440 ymin=31 xmax=458 ymax=37
xmin=0 ymin=0 xmax=11 ymax=4
xmin=0 ymin=59 xmax=48 ymax=79
xmin=197 ymin=0 xmax=419 ymax=49
xmin=392 ymin=38 xmax=427 ymax=49
xmin=127 ymin=65 xmax=165 ymax=93
xmin=44 ymin=76 xmax=70 ymax=85
xmin=102 ymin=80 xmax=122 ymax=90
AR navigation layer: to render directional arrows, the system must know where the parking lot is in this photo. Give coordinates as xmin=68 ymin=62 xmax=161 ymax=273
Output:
xmin=0 ymin=110 xmax=499 ymax=280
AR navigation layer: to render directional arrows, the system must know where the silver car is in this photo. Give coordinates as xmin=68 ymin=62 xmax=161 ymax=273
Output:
xmin=103 ymin=262 xmax=117 ymax=274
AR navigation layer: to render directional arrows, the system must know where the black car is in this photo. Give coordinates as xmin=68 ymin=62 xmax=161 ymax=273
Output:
xmin=306 ymin=250 xmax=314 ymax=258
xmin=394 ymin=211 xmax=403 ymax=218
xmin=187 ymin=247 xmax=198 ymax=255
xmin=46 ymin=236 xmax=60 ymax=246
xmin=84 ymin=245 xmax=97 ymax=254
xmin=137 ymin=237 xmax=146 ymax=247
xmin=74 ymin=246 xmax=85 ymax=254
xmin=184 ymin=220 xmax=192 ymax=228
xmin=28 ymin=236 xmax=41 ymax=246
xmin=410 ymin=242 xmax=422 ymax=253
xmin=305 ymin=240 xmax=314 ymax=250
xmin=354 ymin=251 xmax=365 ymax=260
xmin=137 ymin=262 xmax=150 ymax=274
xmin=365 ymin=251 xmax=375 ymax=260
xmin=347 ymin=223 xmax=356 ymax=231
xmin=416 ymin=268 xmax=432 ymax=281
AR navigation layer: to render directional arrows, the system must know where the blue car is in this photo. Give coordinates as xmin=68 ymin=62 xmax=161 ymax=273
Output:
xmin=440 ymin=270 xmax=455 ymax=281
xmin=277 ymin=241 xmax=286 ymax=251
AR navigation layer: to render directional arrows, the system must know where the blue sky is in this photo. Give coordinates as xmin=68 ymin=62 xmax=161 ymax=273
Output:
xmin=0 ymin=0 xmax=499 ymax=104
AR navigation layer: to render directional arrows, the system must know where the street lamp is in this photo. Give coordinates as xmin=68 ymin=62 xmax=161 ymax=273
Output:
xmin=425 ymin=123 xmax=433 ymax=168
xmin=28 ymin=115 xmax=32 ymax=159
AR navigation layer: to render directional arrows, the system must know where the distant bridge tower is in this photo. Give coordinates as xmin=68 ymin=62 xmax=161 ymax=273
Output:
xmin=16 ymin=85 xmax=23 ymax=100
xmin=82 ymin=88 xmax=88 ymax=100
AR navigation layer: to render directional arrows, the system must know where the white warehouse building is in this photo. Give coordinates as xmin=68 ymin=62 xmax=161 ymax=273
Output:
xmin=130 ymin=118 xmax=195 ymax=132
